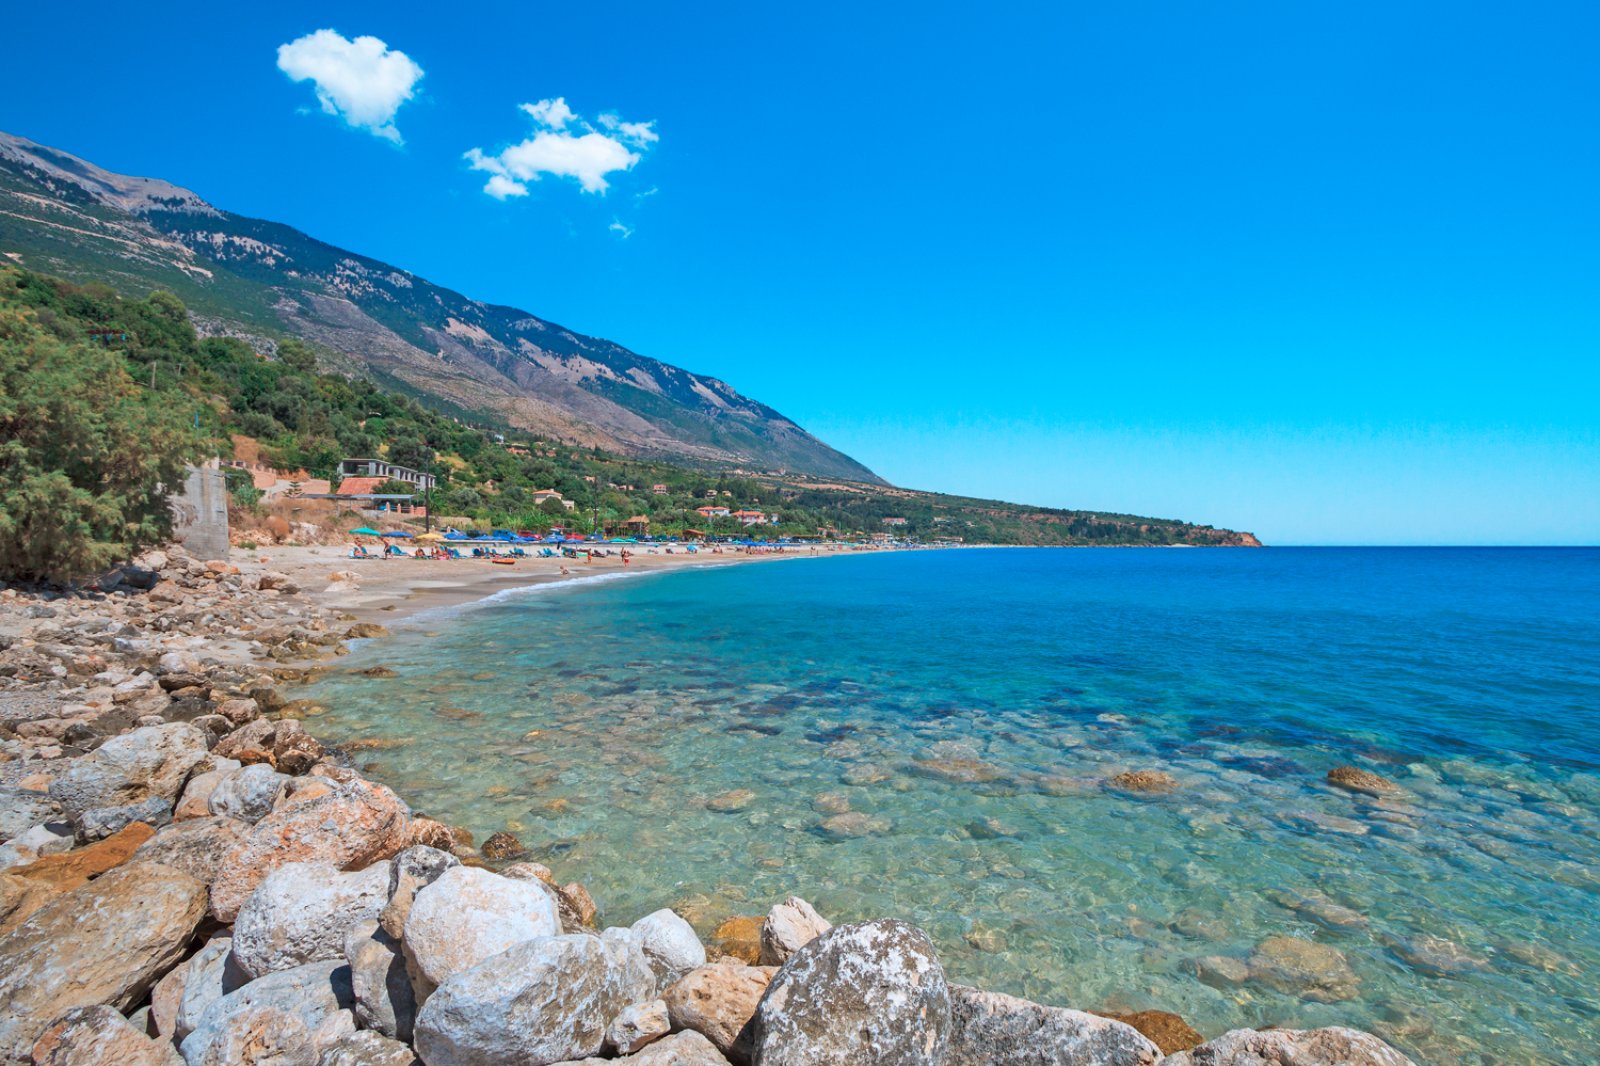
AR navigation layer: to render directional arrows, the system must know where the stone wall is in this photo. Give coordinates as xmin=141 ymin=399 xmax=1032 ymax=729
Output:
xmin=170 ymin=462 xmax=230 ymax=561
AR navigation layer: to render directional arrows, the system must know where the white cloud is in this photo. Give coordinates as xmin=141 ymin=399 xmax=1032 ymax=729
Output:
xmin=609 ymin=219 xmax=634 ymax=239
xmin=277 ymin=29 xmax=423 ymax=143
xmin=467 ymin=98 xmax=657 ymax=196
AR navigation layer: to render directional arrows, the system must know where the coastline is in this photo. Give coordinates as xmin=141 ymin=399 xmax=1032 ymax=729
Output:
xmin=0 ymin=543 xmax=1423 ymax=1066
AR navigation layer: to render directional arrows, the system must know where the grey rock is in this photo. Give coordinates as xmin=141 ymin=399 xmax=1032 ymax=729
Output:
xmin=184 ymin=1003 xmax=316 ymax=1066
xmin=1162 ymin=1026 xmax=1417 ymax=1065
xmin=1246 ymin=935 xmax=1360 ymax=1002
xmin=48 ymin=723 xmax=209 ymax=821
xmin=233 ymin=861 xmax=390 ymax=979
xmin=608 ymin=908 xmax=706 ymax=990
xmin=75 ymin=796 xmax=172 ymax=842
xmin=750 ymin=919 xmax=950 ymax=1066
xmin=757 ymin=897 xmax=831 ymax=966
xmin=414 ymin=933 xmax=656 ymax=1066
xmin=180 ymin=959 xmax=354 ymax=1066
xmin=402 ymin=865 xmax=560 ymax=1002
xmin=0 ymin=789 xmax=58 ymax=843
xmin=945 ymin=985 xmax=1161 ymax=1065
xmin=345 ymin=918 xmax=417 ymax=1042
xmin=207 ymin=764 xmax=289 ymax=824
xmin=618 ymin=1030 xmax=731 ymax=1064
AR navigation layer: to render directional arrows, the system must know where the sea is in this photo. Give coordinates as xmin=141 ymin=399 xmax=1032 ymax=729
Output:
xmin=300 ymin=547 xmax=1600 ymax=1065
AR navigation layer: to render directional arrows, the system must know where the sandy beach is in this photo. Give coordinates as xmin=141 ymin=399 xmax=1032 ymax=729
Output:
xmin=235 ymin=542 xmax=888 ymax=626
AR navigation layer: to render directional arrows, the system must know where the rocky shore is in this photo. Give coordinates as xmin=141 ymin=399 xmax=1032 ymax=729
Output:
xmin=0 ymin=547 xmax=1420 ymax=1066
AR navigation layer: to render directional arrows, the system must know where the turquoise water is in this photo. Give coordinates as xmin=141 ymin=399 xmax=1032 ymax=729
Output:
xmin=302 ymin=548 xmax=1600 ymax=1064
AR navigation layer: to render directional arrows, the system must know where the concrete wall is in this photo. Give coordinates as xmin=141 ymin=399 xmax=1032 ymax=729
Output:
xmin=171 ymin=461 xmax=230 ymax=560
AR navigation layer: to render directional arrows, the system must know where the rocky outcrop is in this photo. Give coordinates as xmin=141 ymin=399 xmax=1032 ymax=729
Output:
xmin=47 ymin=723 xmax=208 ymax=823
xmin=413 ymin=933 xmax=656 ymax=1066
xmin=133 ymin=816 xmax=249 ymax=886
xmin=750 ymin=919 xmax=950 ymax=1066
xmin=0 ymin=862 xmax=206 ymax=1065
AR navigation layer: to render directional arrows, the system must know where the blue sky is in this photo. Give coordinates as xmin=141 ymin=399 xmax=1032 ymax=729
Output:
xmin=8 ymin=3 xmax=1597 ymax=544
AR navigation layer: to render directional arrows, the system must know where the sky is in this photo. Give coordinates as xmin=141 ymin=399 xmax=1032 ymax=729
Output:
xmin=7 ymin=2 xmax=1597 ymax=544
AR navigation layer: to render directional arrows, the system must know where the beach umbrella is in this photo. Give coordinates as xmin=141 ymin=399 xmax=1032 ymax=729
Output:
xmin=384 ymin=531 xmax=413 ymax=538
xmin=349 ymin=527 xmax=382 ymax=536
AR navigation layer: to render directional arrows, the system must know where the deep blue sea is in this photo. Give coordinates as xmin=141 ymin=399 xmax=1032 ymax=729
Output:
xmin=303 ymin=547 xmax=1600 ymax=1064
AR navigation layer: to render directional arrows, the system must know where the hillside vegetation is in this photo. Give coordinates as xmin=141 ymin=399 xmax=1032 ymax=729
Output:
xmin=0 ymin=266 xmax=1259 ymax=581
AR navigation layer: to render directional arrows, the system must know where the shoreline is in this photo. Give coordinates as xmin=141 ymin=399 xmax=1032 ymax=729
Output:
xmin=0 ymin=543 xmax=1422 ymax=1066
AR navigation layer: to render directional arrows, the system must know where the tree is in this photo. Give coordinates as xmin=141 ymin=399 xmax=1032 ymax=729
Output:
xmin=277 ymin=337 xmax=317 ymax=372
xmin=0 ymin=307 xmax=202 ymax=583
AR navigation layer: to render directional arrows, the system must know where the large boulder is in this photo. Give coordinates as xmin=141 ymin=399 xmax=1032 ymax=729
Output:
xmin=73 ymin=797 xmax=172 ymax=843
xmin=606 ymin=999 xmax=670 ymax=1055
xmin=663 ymin=963 xmax=776 ymax=1065
xmin=28 ymin=1005 xmax=183 ymax=1066
xmin=749 ymin=919 xmax=950 ymax=1066
xmin=378 ymin=845 xmax=459 ymax=939
xmin=413 ymin=933 xmax=656 ymax=1066
xmin=617 ymin=1030 xmax=731 ymax=1064
xmin=606 ymin=909 xmax=706 ymax=990
xmin=945 ymin=986 xmax=1161 ymax=1065
xmin=210 ymin=775 xmax=411 ymax=921
xmin=1162 ymin=1026 xmax=1417 ymax=1065
xmin=207 ymin=764 xmax=290 ymax=824
xmin=0 ymin=862 xmax=206 ymax=1065
xmin=401 ymin=865 xmax=561 ymax=1002
xmin=758 ymin=897 xmax=830 ymax=966
xmin=133 ymin=817 xmax=250 ymax=887
xmin=184 ymin=1004 xmax=318 ymax=1066
xmin=179 ymin=959 xmax=354 ymax=1066
xmin=173 ymin=937 xmax=245 ymax=1043
xmin=318 ymin=1029 xmax=421 ymax=1066
xmin=5 ymin=821 xmax=153 ymax=892
xmin=233 ymin=861 xmax=391 ymax=979
xmin=47 ymin=724 xmax=209 ymax=821
xmin=345 ymin=918 xmax=417 ymax=1042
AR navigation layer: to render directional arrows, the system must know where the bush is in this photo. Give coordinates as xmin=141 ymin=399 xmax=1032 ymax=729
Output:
xmin=0 ymin=306 xmax=201 ymax=582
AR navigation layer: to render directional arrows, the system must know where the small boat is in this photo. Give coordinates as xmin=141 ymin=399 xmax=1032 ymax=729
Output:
xmin=491 ymin=557 xmax=515 ymax=566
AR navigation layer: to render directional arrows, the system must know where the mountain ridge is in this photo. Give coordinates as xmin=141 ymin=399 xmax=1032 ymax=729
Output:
xmin=0 ymin=130 xmax=884 ymax=484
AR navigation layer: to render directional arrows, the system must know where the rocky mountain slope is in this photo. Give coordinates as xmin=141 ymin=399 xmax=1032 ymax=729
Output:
xmin=0 ymin=131 xmax=882 ymax=484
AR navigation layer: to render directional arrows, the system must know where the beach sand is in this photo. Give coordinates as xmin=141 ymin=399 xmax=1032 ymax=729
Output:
xmin=233 ymin=542 xmax=874 ymax=624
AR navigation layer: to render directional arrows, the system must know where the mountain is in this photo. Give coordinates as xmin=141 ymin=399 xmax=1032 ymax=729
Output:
xmin=0 ymin=131 xmax=883 ymax=484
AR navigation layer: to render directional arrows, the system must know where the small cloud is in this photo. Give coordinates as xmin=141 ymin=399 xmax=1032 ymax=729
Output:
xmin=466 ymin=97 xmax=657 ymax=196
xmin=609 ymin=219 xmax=634 ymax=239
xmin=277 ymin=29 xmax=423 ymax=143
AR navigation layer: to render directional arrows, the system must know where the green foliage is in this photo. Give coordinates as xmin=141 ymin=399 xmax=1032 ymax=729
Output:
xmin=0 ymin=288 xmax=204 ymax=582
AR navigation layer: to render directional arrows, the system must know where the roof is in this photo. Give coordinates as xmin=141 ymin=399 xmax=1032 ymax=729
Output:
xmin=335 ymin=477 xmax=389 ymax=495
xmin=627 ymin=515 xmax=650 ymax=523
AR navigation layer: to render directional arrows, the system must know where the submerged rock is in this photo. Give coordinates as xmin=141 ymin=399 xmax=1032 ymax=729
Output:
xmin=1327 ymin=765 xmax=1402 ymax=796
xmin=1092 ymin=1009 xmax=1203 ymax=1056
xmin=751 ymin=919 xmax=950 ymax=1066
xmin=710 ymin=915 xmax=763 ymax=964
xmin=1105 ymin=770 xmax=1179 ymax=795
xmin=1247 ymin=936 xmax=1360 ymax=1002
xmin=707 ymin=790 xmax=757 ymax=813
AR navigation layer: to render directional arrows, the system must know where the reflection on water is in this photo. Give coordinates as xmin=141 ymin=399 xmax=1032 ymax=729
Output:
xmin=302 ymin=548 xmax=1600 ymax=1066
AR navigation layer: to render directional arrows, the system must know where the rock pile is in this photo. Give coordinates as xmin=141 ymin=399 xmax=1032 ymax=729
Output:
xmin=0 ymin=547 xmax=1421 ymax=1065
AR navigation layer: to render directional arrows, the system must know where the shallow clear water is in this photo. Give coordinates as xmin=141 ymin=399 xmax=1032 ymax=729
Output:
xmin=301 ymin=548 xmax=1600 ymax=1064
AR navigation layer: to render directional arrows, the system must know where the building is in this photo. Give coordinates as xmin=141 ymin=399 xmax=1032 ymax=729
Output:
xmin=532 ymin=489 xmax=576 ymax=511
xmin=695 ymin=505 xmax=731 ymax=519
xmin=336 ymin=459 xmax=435 ymax=492
xmin=651 ymin=484 xmax=669 ymax=495
xmin=731 ymin=510 xmax=781 ymax=527
xmin=625 ymin=515 xmax=651 ymax=534
xmin=883 ymin=517 xmax=908 ymax=527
